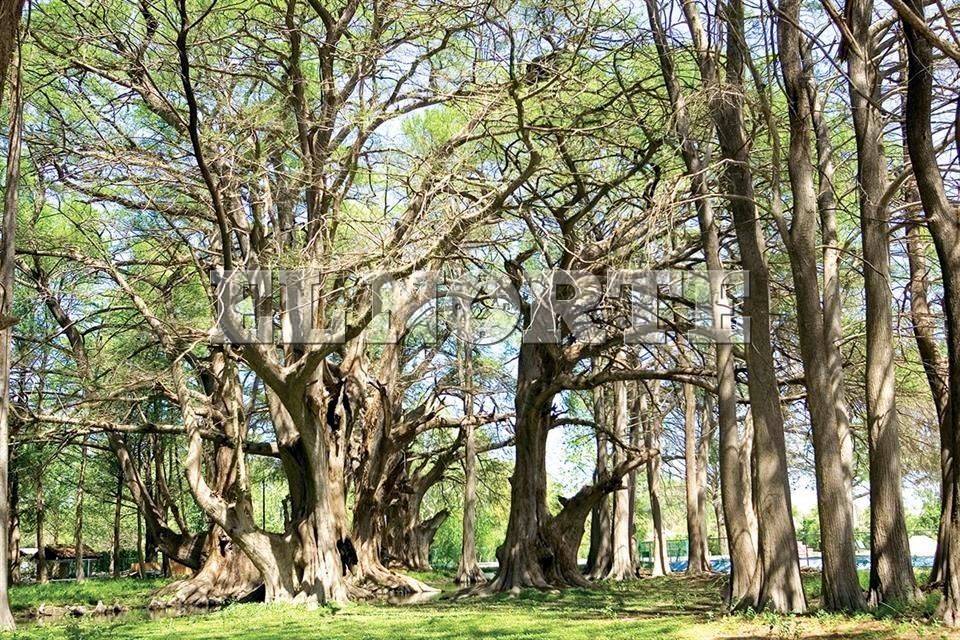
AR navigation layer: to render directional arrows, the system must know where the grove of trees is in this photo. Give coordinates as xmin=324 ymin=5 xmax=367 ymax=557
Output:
xmin=0 ymin=0 xmax=957 ymax=632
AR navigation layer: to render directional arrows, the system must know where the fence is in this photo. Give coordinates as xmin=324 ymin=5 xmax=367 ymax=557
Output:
xmin=637 ymin=536 xmax=728 ymax=566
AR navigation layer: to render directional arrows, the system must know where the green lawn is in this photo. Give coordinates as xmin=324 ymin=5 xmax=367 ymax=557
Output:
xmin=3 ymin=572 xmax=954 ymax=639
xmin=8 ymin=578 xmax=170 ymax=613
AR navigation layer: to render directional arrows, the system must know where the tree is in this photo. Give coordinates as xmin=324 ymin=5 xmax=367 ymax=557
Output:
xmin=683 ymin=384 xmax=710 ymax=575
xmin=0 ymin=0 xmax=25 ymax=627
xmin=840 ymin=0 xmax=917 ymax=605
xmin=897 ymin=0 xmax=960 ymax=624
xmin=676 ymin=0 xmax=806 ymax=612
xmin=456 ymin=336 xmax=485 ymax=585
xmin=777 ymin=0 xmax=864 ymax=610
xmin=643 ymin=0 xmax=756 ymax=595
xmin=606 ymin=376 xmax=638 ymax=580
xmin=641 ymin=385 xmax=671 ymax=577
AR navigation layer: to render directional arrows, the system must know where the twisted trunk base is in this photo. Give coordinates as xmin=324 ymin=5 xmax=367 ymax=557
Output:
xmin=152 ymin=529 xmax=261 ymax=607
xmin=382 ymin=509 xmax=449 ymax=572
xmin=351 ymin=537 xmax=439 ymax=595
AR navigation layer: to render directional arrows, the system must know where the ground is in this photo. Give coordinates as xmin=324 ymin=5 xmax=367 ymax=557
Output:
xmin=8 ymin=578 xmax=169 ymax=615
xmin=3 ymin=571 xmax=957 ymax=639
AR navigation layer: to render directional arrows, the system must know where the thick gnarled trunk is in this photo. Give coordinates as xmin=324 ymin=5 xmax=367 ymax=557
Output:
xmin=155 ymin=527 xmax=261 ymax=606
xmin=487 ymin=354 xmax=556 ymax=591
xmin=154 ymin=435 xmax=260 ymax=606
xmin=486 ymin=345 xmax=651 ymax=593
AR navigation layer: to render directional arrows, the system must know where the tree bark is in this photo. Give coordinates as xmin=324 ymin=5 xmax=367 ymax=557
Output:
xmin=586 ymin=388 xmax=613 ymax=578
xmin=605 ymin=379 xmax=636 ymax=580
xmin=457 ymin=338 xmax=486 ymax=585
xmin=344 ymin=291 xmax=441 ymax=594
xmin=843 ymin=0 xmax=917 ymax=605
xmin=380 ymin=474 xmax=450 ymax=574
xmin=642 ymin=389 xmax=671 ymax=576
xmin=688 ymin=0 xmax=805 ymax=611
xmin=73 ymin=437 xmax=88 ymax=582
xmin=486 ymin=344 xmax=652 ymax=592
xmin=154 ymin=433 xmax=261 ymax=606
xmin=684 ymin=384 xmax=710 ymax=575
xmin=906 ymin=222 xmax=951 ymax=585
xmin=899 ymin=0 xmax=960 ymax=623
xmin=0 ymin=36 xmax=22 ymax=627
xmin=645 ymin=0 xmax=758 ymax=596
xmin=112 ymin=469 xmax=123 ymax=578
xmin=628 ymin=384 xmax=641 ymax=569
xmin=778 ymin=0 xmax=864 ymax=610
xmin=0 ymin=0 xmax=24 ymax=113
xmin=136 ymin=511 xmax=145 ymax=578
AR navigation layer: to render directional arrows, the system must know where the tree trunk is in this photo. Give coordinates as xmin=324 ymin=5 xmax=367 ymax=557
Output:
xmin=642 ymin=389 xmax=671 ymax=576
xmin=605 ymin=379 xmax=636 ymax=580
xmin=136 ymin=511 xmax=145 ymax=578
xmin=899 ymin=0 xmax=960 ymax=623
xmin=487 ymin=348 xmax=557 ymax=591
xmin=684 ymin=384 xmax=709 ymax=575
xmin=457 ymin=338 xmax=486 ymax=585
xmin=344 ymin=314 xmax=439 ymax=594
xmin=487 ymin=369 xmax=650 ymax=594
xmin=490 ymin=410 xmax=556 ymax=590
xmin=380 ymin=485 xmax=449 ymax=573
xmin=0 ymin=39 xmax=22 ymax=626
xmin=154 ymin=437 xmax=261 ymax=606
xmin=906 ymin=222 xmax=951 ymax=586
xmin=778 ymin=0 xmax=864 ymax=610
xmin=0 ymin=0 xmax=23 ymax=114
xmin=844 ymin=0 xmax=917 ymax=605
xmin=351 ymin=456 xmax=440 ymax=593
xmin=112 ymin=469 xmax=123 ymax=578
xmin=899 ymin=43 xmax=951 ymax=586
xmin=644 ymin=0 xmax=756 ymax=591
xmin=154 ymin=525 xmax=261 ymax=606
xmin=699 ymin=396 xmax=716 ymax=563
xmin=487 ymin=344 xmax=633 ymax=591
xmin=628 ymin=384 xmax=641 ymax=569
xmin=36 ymin=464 xmax=46 ymax=584
xmin=8 ymin=470 xmax=18 ymax=585
xmin=695 ymin=0 xmax=805 ymax=611
xmin=74 ymin=437 xmax=88 ymax=582
xmin=586 ymin=388 xmax=612 ymax=578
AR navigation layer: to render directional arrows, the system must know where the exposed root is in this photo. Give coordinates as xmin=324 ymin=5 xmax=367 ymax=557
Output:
xmin=350 ymin=563 xmax=439 ymax=596
xmin=152 ymin=534 xmax=262 ymax=608
xmin=152 ymin=575 xmax=262 ymax=608
xmin=939 ymin=596 xmax=960 ymax=628
xmin=455 ymin=564 xmax=488 ymax=586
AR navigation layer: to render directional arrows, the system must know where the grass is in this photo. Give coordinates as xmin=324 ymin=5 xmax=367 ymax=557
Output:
xmin=3 ymin=571 xmax=957 ymax=639
xmin=8 ymin=578 xmax=170 ymax=613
